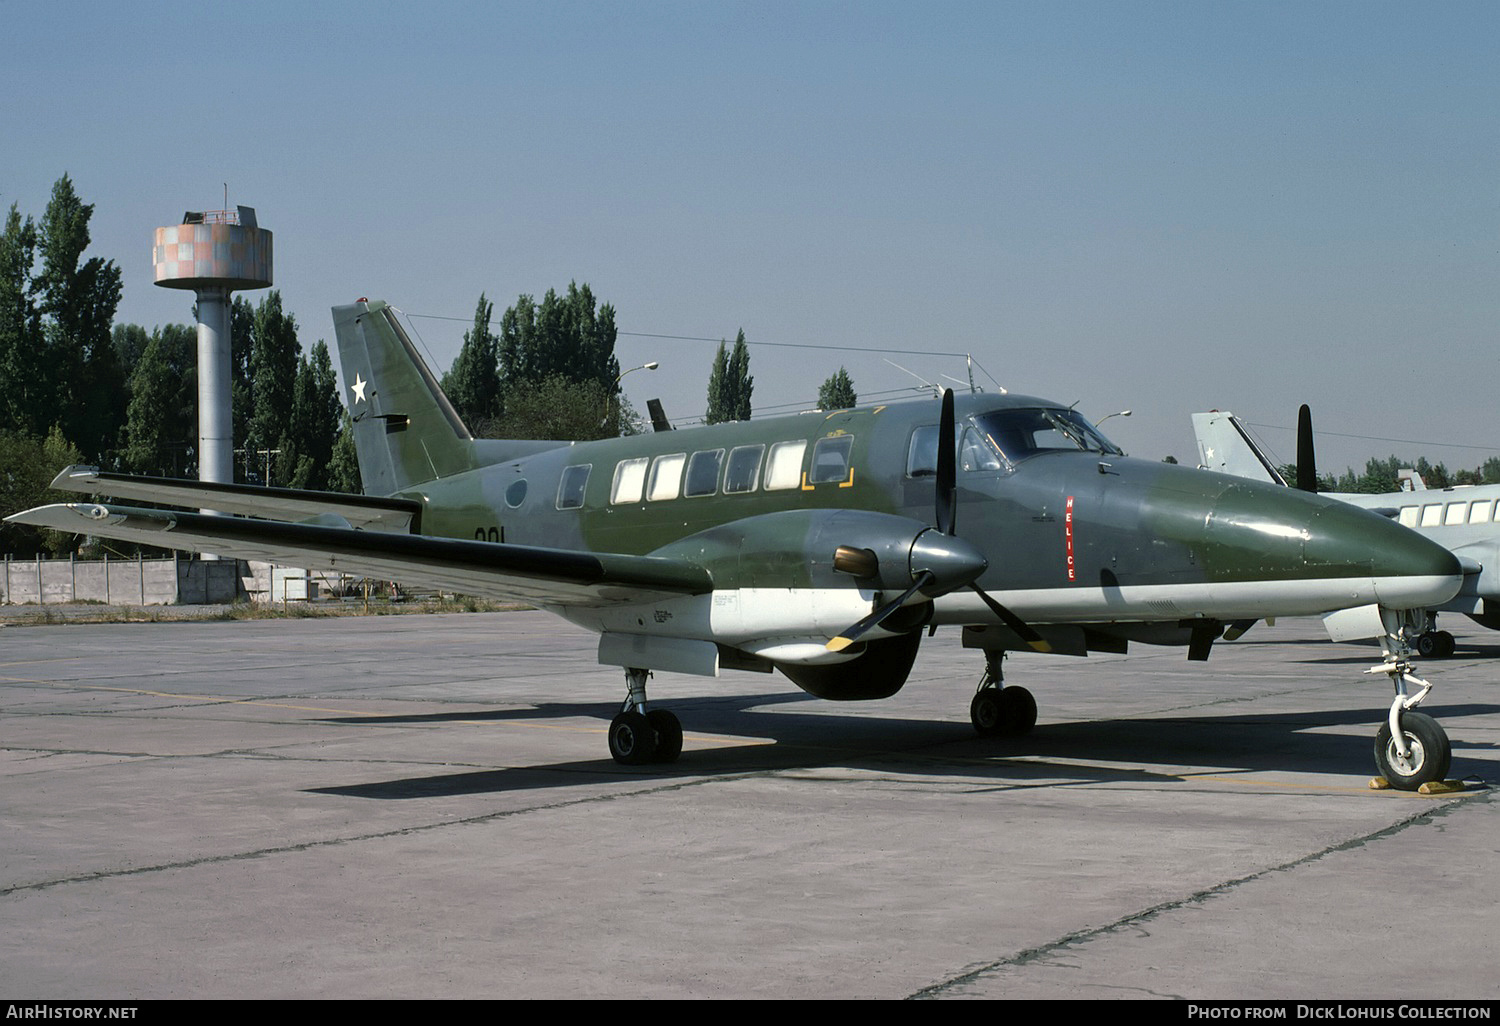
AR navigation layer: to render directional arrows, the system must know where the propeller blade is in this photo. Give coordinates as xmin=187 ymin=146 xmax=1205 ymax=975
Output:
xmin=968 ymin=583 xmax=1052 ymax=653
xmin=1296 ymin=404 xmax=1318 ymax=493
xmin=826 ymin=571 xmax=934 ymax=652
xmin=936 ymin=388 xmax=956 ymax=535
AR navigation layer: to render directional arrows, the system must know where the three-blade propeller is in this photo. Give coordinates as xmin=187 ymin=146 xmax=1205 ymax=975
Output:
xmin=826 ymin=389 xmax=1051 ymax=654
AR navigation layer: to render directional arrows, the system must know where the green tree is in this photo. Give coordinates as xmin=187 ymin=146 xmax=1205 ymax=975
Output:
xmin=229 ymin=295 xmax=255 ymax=460
xmin=441 ymin=293 xmax=502 ymax=432
xmin=0 ymin=426 xmax=84 ymax=556
xmin=492 ymin=374 xmax=621 ymax=441
xmin=705 ymin=329 xmax=752 ymax=424
xmin=498 ymin=282 xmax=620 ymax=395
xmin=35 ymin=175 xmax=123 ymax=463
xmin=282 ymin=341 xmax=343 ymax=490
xmin=0 ymin=204 xmax=45 ymax=434
xmin=123 ymin=327 xmax=196 ymax=477
xmin=817 ymin=367 xmax=857 ymax=410
xmin=245 ymin=292 xmax=301 ymax=483
xmin=490 ymin=282 xmax=622 ymax=440
xmin=326 ymin=412 xmax=362 ymax=494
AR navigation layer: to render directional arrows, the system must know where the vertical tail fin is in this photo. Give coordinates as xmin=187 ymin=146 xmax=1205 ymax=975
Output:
xmin=331 ymin=300 xmax=477 ymax=495
xmin=1191 ymin=410 xmax=1289 ymax=486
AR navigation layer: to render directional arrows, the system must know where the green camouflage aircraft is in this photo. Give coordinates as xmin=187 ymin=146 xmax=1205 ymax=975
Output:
xmin=7 ymin=300 xmax=1466 ymax=787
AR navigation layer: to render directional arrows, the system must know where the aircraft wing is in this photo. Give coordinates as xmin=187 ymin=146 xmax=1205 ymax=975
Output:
xmin=7 ymin=502 xmax=713 ymax=607
xmin=47 ymin=465 xmax=422 ymax=532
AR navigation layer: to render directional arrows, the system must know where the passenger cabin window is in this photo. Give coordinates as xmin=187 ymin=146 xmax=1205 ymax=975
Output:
xmin=648 ymin=454 xmax=686 ymax=501
xmin=724 ymin=445 xmax=764 ymax=493
xmin=1399 ymin=506 xmax=1419 ymax=528
xmin=1445 ymin=502 xmax=1468 ymax=526
xmin=685 ymin=449 xmax=723 ymax=497
xmin=810 ymin=435 xmax=854 ymax=484
xmin=765 ymin=440 xmax=807 ymax=491
xmin=1471 ymin=500 xmax=1494 ymax=524
xmin=557 ymin=465 xmax=590 ymax=509
xmin=1420 ymin=504 xmax=1442 ymax=527
xmin=611 ymin=458 xmax=649 ymax=505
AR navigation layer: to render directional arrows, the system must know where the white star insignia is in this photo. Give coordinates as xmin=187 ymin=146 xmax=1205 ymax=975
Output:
xmin=351 ymin=373 xmax=368 ymax=403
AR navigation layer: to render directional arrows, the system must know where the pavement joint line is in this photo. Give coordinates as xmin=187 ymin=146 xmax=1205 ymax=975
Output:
xmin=0 ymin=769 xmax=775 ymax=899
xmin=905 ymin=787 xmax=1496 ymax=1000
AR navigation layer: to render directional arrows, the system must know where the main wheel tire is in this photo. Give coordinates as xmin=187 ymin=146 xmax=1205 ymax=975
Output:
xmin=970 ymin=686 xmax=1037 ymax=737
xmin=1417 ymin=632 xmax=1439 ymax=658
xmin=647 ymin=709 xmax=683 ymax=763
xmin=997 ymin=686 xmax=1038 ymax=736
xmin=970 ymin=691 xmax=1003 ymax=736
xmin=1437 ymin=631 xmax=1456 ymax=658
xmin=1373 ymin=711 xmax=1452 ymax=791
xmin=609 ymin=711 xmax=659 ymax=765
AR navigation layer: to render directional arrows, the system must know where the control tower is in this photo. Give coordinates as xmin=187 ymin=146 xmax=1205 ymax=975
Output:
xmin=152 ymin=206 xmax=273 ymax=488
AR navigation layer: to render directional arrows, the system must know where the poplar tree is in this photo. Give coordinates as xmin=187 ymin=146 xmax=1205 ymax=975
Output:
xmin=35 ymin=175 xmax=123 ymax=463
xmin=441 ymin=292 xmax=502 ymax=432
xmin=706 ymin=329 xmax=752 ymax=423
xmin=817 ymin=367 xmax=857 ymax=410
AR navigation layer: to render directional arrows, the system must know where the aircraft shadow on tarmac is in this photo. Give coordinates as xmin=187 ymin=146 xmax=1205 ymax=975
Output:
xmin=307 ymin=692 xmax=1499 ymax=800
xmin=1226 ymin=638 xmax=1500 ymax=664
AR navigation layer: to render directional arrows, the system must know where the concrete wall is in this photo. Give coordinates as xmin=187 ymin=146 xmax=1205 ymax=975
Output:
xmin=0 ymin=555 xmax=244 ymax=605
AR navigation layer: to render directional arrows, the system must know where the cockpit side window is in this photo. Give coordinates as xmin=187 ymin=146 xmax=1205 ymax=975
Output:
xmin=908 ymin=422 xmax=1001 ymax=476
xmin=972 ymin=408 xmax=1122 ymax=463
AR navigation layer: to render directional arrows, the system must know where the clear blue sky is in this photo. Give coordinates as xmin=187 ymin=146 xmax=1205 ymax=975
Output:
xmin=4 ymin=0 xmax=1496 ymax=475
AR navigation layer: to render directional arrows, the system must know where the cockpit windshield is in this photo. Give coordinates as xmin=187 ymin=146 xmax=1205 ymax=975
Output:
xmin=971 ymin=408 xmax=1123 ymax=464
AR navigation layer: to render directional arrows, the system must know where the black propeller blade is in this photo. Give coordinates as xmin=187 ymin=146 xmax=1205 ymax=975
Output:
xmin=826 ymin=571 xmax=936 ymax=652
xmin=936 ymin=386 xmax=957 ymax=535
xmin=1295 ymin=403 xmax=1318 ymax=493
xmin=968 ymin=583 xmax=1050 ymax=653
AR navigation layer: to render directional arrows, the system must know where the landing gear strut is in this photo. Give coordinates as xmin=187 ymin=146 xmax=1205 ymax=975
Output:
xmin=1367 ymin=610 xmax=1453 ymax=790
xmin=609 ymin=667 xmax=682 ymax=766
xmin=969 ymin=652 xmax=1037 ymax=737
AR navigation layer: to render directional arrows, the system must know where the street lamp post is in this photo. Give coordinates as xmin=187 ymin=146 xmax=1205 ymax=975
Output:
xmin=604 ymin=361 xmax=659 ymax=431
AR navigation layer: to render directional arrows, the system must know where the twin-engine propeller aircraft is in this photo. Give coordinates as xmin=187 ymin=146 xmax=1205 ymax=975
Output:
xmin=6 ymin=301 xmax=1466 ymax=788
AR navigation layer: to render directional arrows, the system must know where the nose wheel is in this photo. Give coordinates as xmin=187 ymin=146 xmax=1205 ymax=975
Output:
xmin=1373 ymin=711 xmax=1451 ymax=790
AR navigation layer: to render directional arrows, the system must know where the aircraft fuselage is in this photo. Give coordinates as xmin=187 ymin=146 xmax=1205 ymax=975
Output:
xmin=383 ymin=392 xmax=1460 ymax=665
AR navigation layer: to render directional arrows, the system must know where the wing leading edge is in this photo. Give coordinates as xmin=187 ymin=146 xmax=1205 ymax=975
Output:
xmin=47 ymin=465 xmax=423 ymax=532
xmin=6 ymin=503 xmax=712 ymax=608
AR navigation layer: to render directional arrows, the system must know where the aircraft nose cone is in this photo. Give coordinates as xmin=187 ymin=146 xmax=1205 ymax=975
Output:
xmin=909 ymin=529 xmax=988 ymax=594
xmin=1304 ymin=502 xmax=1464 ymax=609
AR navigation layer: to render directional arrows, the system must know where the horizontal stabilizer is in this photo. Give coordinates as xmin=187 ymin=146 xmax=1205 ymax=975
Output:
xmin=6 ymin=502 xmax=712 ymax=608
xmin=50 ymin=466 xmax=422 ymax=533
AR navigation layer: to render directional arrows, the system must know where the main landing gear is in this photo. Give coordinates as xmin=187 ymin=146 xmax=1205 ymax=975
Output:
xmin=608 ymin=667 xmax=683 ymax=766
xmin=969 ymin=652 xmax=1037 ymax=738
xmin=1367 ymin=610 xmax=1454 ymax=791
xmin=1415 ymin=614 xmax=1457 ymax=659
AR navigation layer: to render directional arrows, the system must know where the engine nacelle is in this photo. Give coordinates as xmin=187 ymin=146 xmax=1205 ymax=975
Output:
xmin=776 ymin=632 xmax=921 ymax=700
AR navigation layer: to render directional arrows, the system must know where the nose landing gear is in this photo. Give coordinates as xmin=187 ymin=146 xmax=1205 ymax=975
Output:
xmin=1366 ymin=610 xmax=1455 ymax=791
